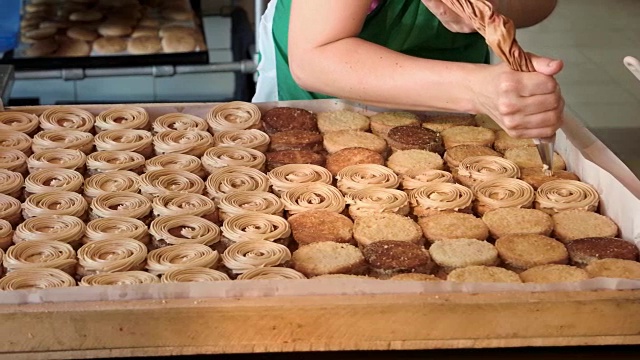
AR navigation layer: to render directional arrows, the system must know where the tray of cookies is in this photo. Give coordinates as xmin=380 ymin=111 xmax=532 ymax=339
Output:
xmin=1 ymin=0 xmax=208 ymax=70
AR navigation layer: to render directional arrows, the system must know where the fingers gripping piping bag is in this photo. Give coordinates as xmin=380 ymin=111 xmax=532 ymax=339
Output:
xmin=440 ymin=0 xmax=556 ymax=175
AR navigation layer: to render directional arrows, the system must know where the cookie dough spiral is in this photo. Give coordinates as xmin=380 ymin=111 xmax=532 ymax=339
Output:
xmin=3 ymin=240 xmax=77 ymax=275
xmin=401 ymin=170 xmax=454 ymax=193
xmin=152 ymin=193 xmax=217 ymax=221
xmin=221 ymin=213 xmax=291 ymax=244
xmin=77 ymin=238 xmax=148 ymax=276
xmin=149 ymin=215 xmax=221 ymax=248
xmin=0 ymin=268 xmax=76 ymax=290
xmin=201 ymin=146 xmax=266 ymax=173
xmin=473 ymin=178 xmax=535 ymax=215
xmin=0 ymin=219 xmax=13 ymax=250
xmin=346 ymin=188 xmax=410 ymax=218
xmin=268 ymin=164 xmax=333 ymax=196
xmin=14 ymin=215 xmax=85 ymax=248
xmin=84 ymin=170 xmax=140 ymax=202
xmin=25 ymin=169 xmax=83 ymax=196
xmin=281 ymin=183 xmax=346 ymax=215
xmin=22 ymin=191 xmax=88 ymax=220
xmin=205 ymin=166 xmax=270 ymax=201
xmin=206 ymin=101 xmax=262 ymax=132
xmin=86 ymin=150 xmax=145 ymax=175
xmin=0 ymin=111 xmax=39 ymax=135
xmin=153 ymin=130 xmax=213 ymax=157
xmin=237 ymin=267 xmax=307 ymax=280
xmin=94 ymin=129 xmax=153 ymax=158
xmin=336 ymin=164 xmax=400 ymax=195
xmin=139 ymin=169 xmax=205 ymax=198
xmin=145 ymin=154 xmax=205 ymax=178
xmin=535 ymin=180 xmax=600 ymax=214
xmin=90 ymin=192 xmax=152 ymax=221
xmin=410 ymin=183 xmax=474 ymax=214
xmin=32 ymin=129 xmax=94 ymax=154
xmin=213 ymin=129 xmax=270 ymax=152
xmin=222 ymin=240 xmax=291 ymax=275
xmin=457 ymin=156 xmax=520 ymax=185
xmin=161 ymin=267 xmax=231 ymax=283
xmin=0 ymin=149 xmax=28 ymax=175
xmin=96 ymin=106 xmax=150 ymax=132
xmin=85 ymin=217 xmax=149 ymax=245
xmin=0 ymin=194 xmax=22 ymax=227
xmin=146 ymin=243 xmax=220 ymax=276
xmin=27 ymin=149 xmax=86 ymax=174
xmin=0 ymin=130 xmax=33 ymax=156
xmin=39 ymin=107 xmax=95 ymax=132
xmin=218 ymin=191 xmax=284 ymax=220
xmin=0 ymin=169 xmax=24 ymax=199
xmin=79 ymin=271 xmax=159 ymax=286
xmin=152 ymin=113 xmax=208 ymax=133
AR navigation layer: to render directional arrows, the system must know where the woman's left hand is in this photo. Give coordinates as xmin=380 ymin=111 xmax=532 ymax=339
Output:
xmin=421 ymin=0 xmax=481 ymax=33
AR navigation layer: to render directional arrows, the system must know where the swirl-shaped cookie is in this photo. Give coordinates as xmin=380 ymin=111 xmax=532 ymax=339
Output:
xmin=205 ymin=166 xmax=270 ymax=201
xmin=84 ymin=171 xmax=140 ymax=202
xmin=0 ymin=219 xmax=13 ymax=250
xmin=410 ymin=183 xmax=474 ymax=217
xmin=535 ymin=180 xmax=600 ymax=214
xmin=77 ymin=238 xmax=148 ymax=277
xmin=0 ymin=130 xmax=33 ymax=156
xmin=24 ymin=169 xmax=83 ymax=197
xmin=96 ymin=106 xmax=150 ymax=132
xmin=94 ymin=129 xmax=153 ymax=158
xmin=161 ymin=267 xmax=231 ymax=283
xmin=153 ymin=130 xmax=213 ymax=157
xmin=206 ymin=101 xmax=262 ymax=132
xmin=336 ymin=164 xmax=400 ymax=195
xmin=86 ymin=150 xmax=145 ymax=175
xmin=455 ymin=156 xmax=520 ymax=188
xmin=32 ymin=129 xmax=94 ymax=154
xmin=213 ymin=129 xmax=270 ymax=153
xmin=85 ymin=216 xmax=149 ymax=246
xmin=146 ymin=243 xmax=220 ymax=276
xmin=3 ymin=240 xmax=77 ymax=275
xmin=201 ymin=146 xmax=266 ymax=173
xmin=149 ymin=215 xmax=220 ymax=248
xmin=151 ymin=193 xmax=217 ymax=223
xmin=14 ymin=215 xmax=86 ymax=248
xmin=90 ymin=192 xmax=152 ymax=222
xmin=145 ymin=154 xmax=205 ymax=178
xmin=39 ymin=107 xmax=95 ymax=132
xmin=473 ymin=178 xmax=535 ymax=215
xmin=0 ymin=111 xmax=39 ymax=135
xmin=268 ymin=164 xmax=333 ymax=196
xmin=236 ymin=267 xmax=307 ymax=280
xmin=139 ymin=169 xmax=205 ymax=198
xmin=0 ymin=268 xmax=76 ymax=290
xmin=27 ymin=149 xmax=87 ymax=174
xmin=152 ymin=113 xmax=208 ymax=133
xmin=281 ymin=183 xmax=346 ymax=215
xmin=0 ymin=149 xmax=28 ymax=175
xmin=221 ymin=213 xmax=291 ymax=245
xmin=218 ymin=191 xmax=284 ymax=221
xmin=79 ymin=271 xmax=159 ymax=286
xmin=346 ymin=188 xmax=410 ymax=218
xmin=401 ymin=170 xmax=454 ymax=193
xmin=0 ymin=169 xmax=24 ymax=199
xmin=22 ymin=191 xmax=88 ymax=220
xmin=222 ymin=240 xmax=291 ymax=275
xmin=0 ymin=193 xmax=22 ymax=227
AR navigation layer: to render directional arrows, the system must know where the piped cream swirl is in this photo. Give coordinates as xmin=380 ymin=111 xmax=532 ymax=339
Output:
xmin=25 ymin=168 xmax=83 ymax=194
xmin=146 ymin=243 xmax=220 ymax=276
xmin=0 ymin=169 xmax=24 ymax=197
xmin=80 ymin=271 xmax=159 ymax=286
xmin=205 ymin=166 xmax=270 ymax=201
xmin=268 ymin=164 xmax=333 ymax=195
xmin=145 ymin=154 xmax=204 ymax=177
xmin=149 ymin=215 xmax=220 ymax=247
xmin=457 ymin=156 xmax=520 ymax=183
xmin=96 ymin=106 xmax=149 ymax=132
xmin=85 ymin=217 xmax=149 ymax=245
xmin=84 ymin=171 xmax=140 ymax=200
xmin=535 ymin=180 xmax=600 ymax=213
xmin=39 ymin=107 xmax=95 ymax=132
xmin=336 ymin=164 xmax=400 ymax=195
xmin=202 ymin=146 xmax=266 ymax=173
xmin=346 ymin=188 xmax=409 ymax=218
xmin=94 ymin=129 xmax=152 ymax=154
xmin=218 ymin=191 xmax=284 ymax=220
xmin=152 ymin=193 xmax=216 ymax=218
xmin=221 ymin=213 xmax=291 ymax=244
xmin=237 ymin=267 xmax=306 ymax=280
xmin=0 ymin=111 xmax=39 ymax=134
xmin=206 ymin=101 xmax=262 ymax=132
xmin=0 ymin=149 xmax=28 ymax=174
xmin=152 ymin=113 xmax=208 ymax=133
xmin=401 ymin=169 xmax=454 ymax=192
xmin=161 ymin=267 xmax=230 ymax=283
xmin=27 ymin=149 xmax=86 ymax=173
xmin=139 ymin=169 xmax=205 ymax=198
xmin=153 ymin=130 xmax=213 ymax=157
xmin=473 ymin=178 xmax=535 ymax=210
xmin=22 ymin=191 xmax=88 ymax=219
xmin=222 ymin=239 xmax=291 ymax=274
xmin=0 ymin=130 xmax=33 ymax=155
xmin=213 ymin=129 xmax=270 ymax=152
xmin=32 ymin=129 xmax=94 ymax=154
xmin=77 ymin=238 xmax=147 ymax=274
xmin=0 ymin=268 xmax=76 ymax=290
xmin=86 ymin=151 xmax=145 ymax=174
xmin=410 ymin=183 xmax=474 ymax=211
xmin=13 ymin=215 xmax=85 ymax=245
xmin=3 ymin=240 xmax=77 ymax=274
xmin=281 ymin=183 xmax=346 ymax=215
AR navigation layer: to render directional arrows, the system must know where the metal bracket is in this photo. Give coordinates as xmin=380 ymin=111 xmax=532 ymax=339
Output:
xmin=62 ymin=68 xmax=84 ymax=81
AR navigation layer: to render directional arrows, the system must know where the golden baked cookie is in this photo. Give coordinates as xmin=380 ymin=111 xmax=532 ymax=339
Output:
xmin=25 ymin=39 xmax=59 ymax=57
xmin=98 ymin=22 xmax=133 ymax=37
xmin=317 ymin=110 xmax=370 ymax=133
xmin=292 ymin=242 xmax=367 ymax=277
xmin=443 ymin=144 xmax=501 ymax=169
xmin=520 ymin=264 xmax=589 ymax=283
xmin=127 ymin=35 xmax=162 ymax=55
xmin=161 ymin=33 xmax=196 ymax=53
xmin=269 ymin=130 xmax=323 ymax=152
xmin=353 ymin=213 xmax=423 ymax=248
xmin=325 ymin=147 xmax=384 ymax=176
xmin=387 ymin=149 xmax=444 ymax=176
xmin=66 ymin=26 xmax=98 ymax=41
xmin=363 ymin=240 xmax=433 ymax=279
xmin=482 ymin=207 xmax=553 ymax=239
xmin=493 ymin=130 xmax=536 ymax=153
xmin=288 ymin=210 xmax=354 ymax=245
xmin=69 ymin=10 xmax=103 ymax=22
xmin=585 ymin=258 xmax=640 ymax=280
xmin=389 ymin=273 xmax=442 ymax=281
xmin=265 ymin=150 xmax=325 ymax=171
xmin=53 ymin=37 xmax=91 ymax=57
xmin=323 ymin=130 xmax=387 ymax=155
xmin=24 ymin=27 xmax=57 ymax=40
xmin=504 ymin=147 xmax=566 ymax=171
xmin=162 ymin=8 xmax=194 ymax=21
xmin=429 ymin=239 xmax=499 ymax=273
xmin=519 ymin=167 xmax=580 ymax=190
xmin=440 ymin=126 xmax=496 ymax=149
xmin=418 ymin=212 xmax=489 ymax=243
xmin=422 ymin=113 xmax=477 ymax=133
xmin=159 ymin=24 xmax=196 ymax=38
xmin=369 ymin=112 xmax=419 ymax=139
xmin=566 ymin=237 xmax=639 ymax=267
xmin=131 ymin=26 xmax=159 ymax=38
xmin=552 ymin=210 xmax=619 ymax=243
xmin=139 ymin=17 xmax=161 ymax=28
xmin=447 ymin=265 xmax=522 ymax=283
xmin=495 ymin=234 xmax=568 ymax=272
xmin=93 ymin=36 xmax=127 ymax=54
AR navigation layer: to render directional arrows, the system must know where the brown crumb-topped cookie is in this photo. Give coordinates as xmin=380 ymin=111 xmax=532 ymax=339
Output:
xmin=443 ymin=145 xmax=501 ymax=169
xmin=441 ymin=126 xmax=495 ymax=149
xmin=386 ymin=126 xmax=444 ymax=154
xmin=493 ymin=130 xmax=536 ymax=154
xmin=585 ymin=258 xmax=640 ymax=280
xmin=482 ymin=208 xmax=553 ymax=239
xmin=389 ymin=273 xmax=442 ymax=281
xmin=566 ymin=237 xmax=639 ymax=267
xmin=519 ymin=168 xmax=580 ymax=190
xmin=552 ymin=210 xmax=619 ymax=243
xmin=519 ymin=264 xmax=589 ymax=283
xmin=266 ymin=150 xmax=325 ymax=171
xmin=269 ymin=130 xmax=323 ymax=152
xmin=495 ymin=234 xmax=568 ymax=272
xmin=292 ymin=242 xmax=367 ymax=277
xmin=418 ymin=212 xmax=489 ymax=243
xmin=262 ymin=107 xmax=318 ymax=134
xmin=363 ymin=240 xmax=433 ymax=279
xmin=325 ymin=147 xmax=384 ymax=177
xmin=288 ymin=210 xmax=354 ymax=245
xmin=369 ymin=112 xmax=420 ymax=139
xmin=422 ymin=114 xmax=477 ymax=133
xmin=447 ymin=265 xmax=522 ymax=283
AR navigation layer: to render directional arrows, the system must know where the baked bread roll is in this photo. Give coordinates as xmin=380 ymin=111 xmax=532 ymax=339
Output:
xmin=214 ymin=129 xmax=270 ymax=153
xmin=207 ymin=101 xmax=263 ymax=132
xmin=269 ymin=130 xmax=323 ymax=152
xmin=222 ymin=239 xmax=291 ymax=276
xmin=493 ymin=130 xmax=536 ymax=153
xmin=237 ymin=267 xmax=307 ymax=280
xmin=145 ymin=154 xmax=206 ymax=178
xmin=127 ymin=35 xmax=162 ymax=55
xmin=495 ymin=234 xmax=568 ymax=272
xmin=77 ymin=238 xmax=147 ymax=278
xmin=152 ymin=113 xmax=208 ymax=134
xmin=566 ymin=237 xmax=639 ymax=267
xmin=504 ymin=147 xmax=566 ymax=171
xmin=369 ymin=112 xmax=419 ymax=139
xmin=67 ymin=26 xmax=99 ymax=41
xmin=131 ymin=26 xmax=160 ymax=39
xmin=84 ymin=217 xmax=150 ymax=246
xmin=353 ymin=213 xmax=423 ymax=248
xmin=32 ymin=129 xmax=94 ymax=155
xmin=585 ymin=258 xmax=640 ymax=280
xmin=268 ymin=164 xmax=332 ymax=196
xmin=386 ymin=126 xmax=444 ymax=154
xmin=0 ymin=268 xmax=76 ymax=290
xmin=281 ymin=183 xmax=346 ymax=216
xmin=441 ymin=126 xmax=495 ymax=149
xmin=447 ymin=266 xmax=522 ymax=283
xmin=429 ymin=239 xmax=499 ymax=274
xmin=519 ymin=168 xmax=580 ymax=190
xmin=535 ymin=180 xmax=599 ymax=215
xmin=90 ymin=192 xmax=152 ymax=224
xmin=146 ymin=243 xmax=220 ymax=276
xmin=0 ymin=149 xmax=28 ymax=176
xmin=205 ymin=166 xmax=269 ymax=201
xmin=443 ymin=144 xmax=501 ymax=169
xmin=25 ymin=168 xmax=84 ymax=197
xmin=552 ymin=210 xmax=619 ymax=243
xmin=336 ymin=164 xmax=400 ymax=195
xmin=80 ymin=271 xmax=160 ymax=286
xmin=323 ymin=130 xmax=387 ymax=155
xmin=153 ymin=130 xmax=213 ymax=157
xmin=409 ymin=183 xmax=474 ymax=217
xmin=422 ymin=113 xmax=477 ymax=133
xmin=0 ymin=219 xmax=13 ymax=250
xmin=0 ymin=169 xmax=24 ymax=199
xmin=266 ymin=150 xmax=325 ymax=171
xmin=161 ymin=32 xmax=196 ymax=53
xmin=161 ymin=267 xmax=231 ymax=283
xmin=346 ymin=188 xmax=409 ymax=218
xmin=363 ymin=240 xmax=433 ymax=279
xmin=218 ymin=191 xmax=284 ymax=221
xmin=453 ymin=156 xmax=520 ymax=188
xmin=149 ymin=215 xmax=220 ymax=249
xmin=94 ymin=129 xmax=153 ymax=158
xmin=201 ymin=146 xmax=266 ymax=173
xmin=39 ymin=107 xmax=94 ymax=133
xmin=0 ymin=194 xmax=22 ymax=228
xmin=325 ymin=147 xmax=384 ymax=177
xmin=139 ymin=169 xmax=205 ymax=198
xmin=401 ymin=169 xmax=454 ymax=194
xmin=152 ymin=193 xmax=218 ymax=224
xmin=0 ymin=111 xmax=39 ymax=136
xmin=472 ymin=178 xmax=535 ymax=216
xmin=288 ymin=210 xmax=353 ymax=245
xmin=292 ymin=242 xmax=366 ymax=277
xmin=387 ymin=149 xmax=444 ymax=176
xmin=221 ymin=213 xmax=291 ymax=247
xmin=418 ymin=212 xmax=489 ymax=243
xmin=482 ymin=208 xmax=553 ymax=239
xmin=262 ymin=107 xmax=317 ymax=134
xmin=519 ymin=264 xmax=589 ymax=283
xmin=86 ymin=150 xmax=145 ymax=175
xmin=317 ymin=110 xmax=370 ymax=133
xmin=23 ymin=191 xmax=88 ymax=220
xmin=4 ymin=240 xmax=77 ymax=276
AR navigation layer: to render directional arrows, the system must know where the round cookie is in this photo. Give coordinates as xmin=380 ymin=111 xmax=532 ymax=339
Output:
xmin=161 ymin=33 xmax=196 ymax=53
xmin=482 ymin=208 xmax=553 ymax=239
xmin=269 ymin=130 xmax=323 ymax=152
xmin=67 ymin=26 xmax=99 ymax=41
xmin=266 ymin=150 xmax=325 ymax=171
xmin=292 ymin=242 xmax=367 ymax=277
xmin=288 ymin=210 xmax=354 ymax=245
xmin=387 ymin=149 xmax=444 ymax=176
xmin=493 ymin=130 xmax=536 ymax=154
xmin=519 ymin=167 xmax=580 ymax=190
xmin=69 ymin=10 xmax=103 ymax=22
xmin=93 ymin=37 xmax=127 ymax=54
xmin=418 ymin=212 xmax=489 ymax=243
xmin=53 ymin=37 xmax=91 ymax=57
xmin=24 ymin=27 xmax=57 ymax=40
xmin=422 ymin=114 xmax=477 ymax=133
xmin=448 ymin=266 xmax=522 ymax=283
xmin=586 ymin=258 xmax=640 ymax=280
xmin=363 ymin=240 xmax=433 ymax=279
xmin=389 ymin=273 xmax=442 ymax=281
xmin=325 ymin=147 xmax=385 ymax=177
xmin=520 ymin=264 xmax=590 ymax=283
xmin=323 ymin=130 xmax=387 ymax=155
xmin=262 ymin=107 xmax=318 ymax=134
xmin=504 ymin=147 xmax=566 ymax=171
xmin=443 ymin=145 xmax=501 ymax=169
xmin=353 ymin=213 xmax=423 ymax=248
xmin=131 ymin=26 xmax=159 ymax=38
xmin=127 ymin=35 xmax=162 ymax=55
xmin=386 ymin=126 xmax=444 ymax=154
xmin=566 ymin=237 xmax=640 ymax=267
xmin=317 ymin=110 xmax=370 ymax=133
xmin=429 ymin=239 xmax=499 ymax=273
xmin=98 ymin=22 xmax=133 ymax=37
xmin=369 ymin=112 xmax=420 ymax=139
xmin=495 ymin=234 xmax=569 ymax=272
xmin=440 ymin=126 xmax=496 ymax=149
xmin=552 ymin=210 xmax=619 ymax=243
xmin=25 ymin=39 xmax=58 ymax=57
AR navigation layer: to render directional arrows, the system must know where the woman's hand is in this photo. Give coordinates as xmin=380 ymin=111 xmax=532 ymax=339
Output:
xmin=421 ymin=0 xmax=479 ymax=33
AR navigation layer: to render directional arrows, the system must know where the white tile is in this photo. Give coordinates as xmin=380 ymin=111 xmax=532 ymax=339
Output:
xmin=561 ymin=84 xmax=636 ymax=104
xmin=567 ymin=102 xmax=640 ymax=128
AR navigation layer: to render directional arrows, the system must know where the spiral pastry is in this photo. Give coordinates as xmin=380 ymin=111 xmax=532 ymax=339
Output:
xmin=222 ymin=240 xmax=291 ymax=275
xmin=94 ymin=130 xmax=153 ymax=158
xmin=218 ymin=191 xmax=284 ymax=221
xmin=85 ymin=217 xmax=149 ymax=246
xmin=86 ymin=151 xmax=145 ymax=175
xmin=346 ymin=188 xmax=410 ymax=218
xmin=153 ymin=113 xmax=208 ymax=133
xmin=0 ymin=149 xmax=28 ymax=176
xmin=213 ymin=129 xmax=270 ymax=153
xmin=24 ymin=169 xmax=83 ymax=196
xmin=237 ymin=267 xmax=307 ymax=280
xmin=202 ymin=146 xmax=266 ymax=173
xmin=221 ymin=213 xmax=291 ymax=245
xmin=206 ymin=101 xmax=262 ymax=132
xmin=84 ymin=171 xmax=140 ymax=202
xmin=27 ymin=149 xmax=87 ymax=174
xmin=149 ymin=215 xmax=220 ymax=248
xmin=95 ymin=106 xmax=150 ymax=132
xmin=32 ymin=130 xmax=94 ymax=155
xmin=79 ymin=271 xmax=159 ymax=286
xmin=77 ymin=238 xmax=148 ymax=277
xmin=145 ymin=154 xmax=205 ymax=178
xmin=90 ymin=192 xmax=152 ymax=223
xmin=410 ymin=183 xmax=474 ymax=217
xmin=401 ymin=170 xmax=454 ymax=193
xmin=14 ymin=215 xmax=86 ymax=248
xmin=0 ymin=111 xmax=39 ymax=135
xmin=22 ymin=191 xmax=88 ymax=220
xmin=0 ymin=130 xmax=33 ymax=156
xmin=146 ymin=243 xmax=220 ymax=276
xmin=0 ymin=219 xmax=13 ymax=251
xmin=0 ymin=169 xmax=24 ymax=199
xmin=268 ymin=164 xmax=333 ymax=196
xmin=0 ymin=268 xmax=76 ymax=290
xmin=153 ymin=130 xmax=213 ymax=157
xmin=336 ymin=164 xmax=401 ymax=195
xmin=3 ymin=240 xmax=77 ymax=275
xmin=535 ymin=180 xmax=600 ymax=214
xmin=139 ymin=169 xmax=205 ymax=198
xmin=205 ymin=166 xmax=270 ymax=201
xmin=161 ymin=267 xmax=231 ymax=283
xmin=0 ymin=193 xmax=22 ymax=227
xmin=473 ymin=178 xmax=535 ymax=215
xmin=39 ymin=107 xmax=95 ymax=132
xmin=152 ymin=193 xmax=217 ymax=222
xmin=456 ymin=156 xmax=520 ymax=187
xmin=280 ymin=183 xmax=346 ymax=215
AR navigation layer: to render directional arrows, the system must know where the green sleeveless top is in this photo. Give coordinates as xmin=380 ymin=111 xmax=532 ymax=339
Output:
xmin=271 ymin=0 xmax=490 ymax=101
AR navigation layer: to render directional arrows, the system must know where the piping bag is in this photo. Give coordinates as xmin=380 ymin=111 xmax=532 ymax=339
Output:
xmin=440 ymin=0 xmax=556 ymax=176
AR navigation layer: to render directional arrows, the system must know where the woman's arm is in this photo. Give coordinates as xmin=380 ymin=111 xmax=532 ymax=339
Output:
xmin=494 ymin=0 xmax=558 ymax=28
